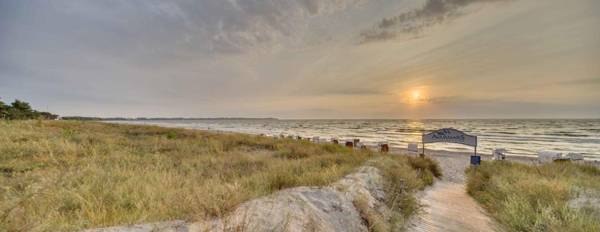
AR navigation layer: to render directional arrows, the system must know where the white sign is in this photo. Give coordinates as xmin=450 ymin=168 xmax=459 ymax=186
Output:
xmin=422 ymin=128 xmax=477 ymax=147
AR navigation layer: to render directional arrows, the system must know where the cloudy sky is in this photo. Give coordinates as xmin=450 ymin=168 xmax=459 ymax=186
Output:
xmin=1 ymin=0 xmax=599 ymax=118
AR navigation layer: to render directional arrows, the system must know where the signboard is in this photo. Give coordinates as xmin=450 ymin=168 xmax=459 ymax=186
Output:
xmin=422 ymin=128 xmax=477 ymax=147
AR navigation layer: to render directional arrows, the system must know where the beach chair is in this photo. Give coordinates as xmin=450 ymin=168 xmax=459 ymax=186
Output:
xmin=407 ymin=143 xmax=419 ymax=153
xmin=360 ymin=143 xmax=368 ymax=150
xmin=345 ymin=140 xmax=354 ymax=148
xmin=538 ymin=151 xmax=562 ymax=163
xmin=492 ymin=148 xmax=507 ymax=160
xmin=565 ymin=153 xmax=584 ymax=162
xmin=379 ymin=142 xmax=389 ymax=153
xmin=312 ymin=136 xmax=320 ymax=143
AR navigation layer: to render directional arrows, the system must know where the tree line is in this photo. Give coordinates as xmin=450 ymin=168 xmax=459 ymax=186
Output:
xmin=0 ymin=99 xmax=58 ymax=120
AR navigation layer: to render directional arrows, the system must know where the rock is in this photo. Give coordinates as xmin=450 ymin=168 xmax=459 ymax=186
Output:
xmin=191 ymin=187 xmax=367 ymax=232
xmin=83 ymin=220 xmax=188 ymax=232
xmin=568 ymin=188 xmax=600 ymax=210
xmin=193 ymin=166 xmax=386 ymax=232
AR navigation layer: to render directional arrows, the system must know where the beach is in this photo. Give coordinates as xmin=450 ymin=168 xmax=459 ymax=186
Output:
xmin=115 ymin=119 xmax=600 ymax=161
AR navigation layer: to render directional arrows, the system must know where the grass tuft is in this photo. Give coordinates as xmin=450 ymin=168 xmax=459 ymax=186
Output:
xmin=466 ymin=161 xmax=600 ymax=232
xmin=370 ymin=155 xmax=440 ymax=230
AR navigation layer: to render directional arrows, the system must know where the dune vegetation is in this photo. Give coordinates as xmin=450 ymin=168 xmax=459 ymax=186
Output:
xmin=466 ymin=161 xmax=600 ymax=232
xmin=0 ymin=120 xmax=439 ymax=231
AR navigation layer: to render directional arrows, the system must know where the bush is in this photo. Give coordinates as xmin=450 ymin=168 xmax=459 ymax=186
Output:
xmin=0 ymin=98 xmax=58 ymax=120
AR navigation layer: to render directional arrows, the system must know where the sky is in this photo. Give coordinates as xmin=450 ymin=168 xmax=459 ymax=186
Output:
xmin=1 ymin=0 xmax=599 ymax=119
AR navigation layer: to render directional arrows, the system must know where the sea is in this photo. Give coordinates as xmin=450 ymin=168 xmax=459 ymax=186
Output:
xmin=113 ymin=119 xmax=600 ymax=160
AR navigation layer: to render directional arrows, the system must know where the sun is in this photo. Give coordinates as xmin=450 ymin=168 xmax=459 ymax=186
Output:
xmin=411 ymin=90 xmax=422 ymax=102
xmin=406 ymin=87 xmax=427 ymax=105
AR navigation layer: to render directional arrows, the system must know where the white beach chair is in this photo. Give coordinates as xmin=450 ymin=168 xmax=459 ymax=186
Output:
xmin=312 ymin=136 xmax=320 ymax=143
xmin=356 ymin=142 xmax=367 ymax=150
xmin=538 ymin=151 xmax=562 ymax=163
xmin=565 ymin=153 xmax=584 ymax=162
xmin=492 ymin=148 xmax=507 ymax=160
xmin=407 ymin=143 xmax=419 ymax=153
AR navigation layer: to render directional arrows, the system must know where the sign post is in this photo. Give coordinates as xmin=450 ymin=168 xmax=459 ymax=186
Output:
xmin=421 ymin=128 xmax=479 ymax=164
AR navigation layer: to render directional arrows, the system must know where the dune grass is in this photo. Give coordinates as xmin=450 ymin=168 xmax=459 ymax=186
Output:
xmin=369 ymin=155 xmax=442 ymax=231
xmin=0 ymin=120 xmax=439 ymax=231
xmin=466 ymin=161 xmax=600 ymax=232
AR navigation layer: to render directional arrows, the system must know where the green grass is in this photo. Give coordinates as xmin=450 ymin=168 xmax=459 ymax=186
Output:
xmin=0 ymin=120 xmax=439 ymax=231
xmin=466 ymin=161 xmax=600 ymax=232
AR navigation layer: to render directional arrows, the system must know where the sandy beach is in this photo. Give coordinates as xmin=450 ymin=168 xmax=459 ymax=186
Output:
xmin=392 ymin=148 xmax=535 ymax=183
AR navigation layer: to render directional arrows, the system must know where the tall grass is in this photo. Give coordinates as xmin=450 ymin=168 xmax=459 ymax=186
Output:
xmin=466 ymin=161 xmax=600 ymax=232
xmin=0 ymin=120 xmax=372 ymax=231
xmin=371 ymin=155 xmax=441 ymax=231
xmin=0 ymin=120 xmax=439 ymax=231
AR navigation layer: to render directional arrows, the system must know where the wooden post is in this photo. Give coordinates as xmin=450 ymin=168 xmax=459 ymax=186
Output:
xmin=421 ymin=132 xmax=425 ymax=157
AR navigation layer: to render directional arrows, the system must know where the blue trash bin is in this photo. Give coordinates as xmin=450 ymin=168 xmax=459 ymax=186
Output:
xmin=470 ymin=155 xmax=481 ymax=165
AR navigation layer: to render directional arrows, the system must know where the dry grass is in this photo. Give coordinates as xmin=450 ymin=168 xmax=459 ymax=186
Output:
xmin=0 ymin=120 xmax=374 ymax=231
xmin=371 ymin=155 xmax=441 ymax=230
xmin=351 ymin=155 xmax=440 ymax=232
xmin=466 ymin=161 xmax=600 ymax=232
xmin=353 ymin=195 xmax=389 ymax=232
xmin=0 ymin=120 xmax=441 ymax=231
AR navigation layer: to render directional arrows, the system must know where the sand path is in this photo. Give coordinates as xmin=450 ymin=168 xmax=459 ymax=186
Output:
xmin=406 ymin=152 xmax=499 ymax=232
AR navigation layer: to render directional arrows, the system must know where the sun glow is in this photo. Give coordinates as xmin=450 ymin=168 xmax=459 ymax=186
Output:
xmin=411 ymin=90 xmax=422 ymax=102
xmin=406 ymin=87 xmax=427 ymax=106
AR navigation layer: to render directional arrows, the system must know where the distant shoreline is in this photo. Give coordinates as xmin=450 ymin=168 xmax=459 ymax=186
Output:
xmin=61 ymin=117 xmax=600 ymax=121
xmin=104 ymin=120 xmax=600 ymax=163
xmin=61 ymin=117 xmax=279 ymax=121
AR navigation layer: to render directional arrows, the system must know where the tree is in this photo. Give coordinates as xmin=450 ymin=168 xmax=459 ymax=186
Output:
xmin=0 ymin=100 xmax=7 ymax=119
xmin=38 ymin=111 xmax=59 ymax=120
xmin=0 ymin=98 xmax=58 ymax=120
xmin=7 ymin=100 xmax=35 ymax=119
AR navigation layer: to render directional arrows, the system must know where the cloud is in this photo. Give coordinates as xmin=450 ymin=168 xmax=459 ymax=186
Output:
xmin=360 ymin=0 xmax=511 ymax=42
xmin=164 ymin=0 xmax=370 ymax=54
